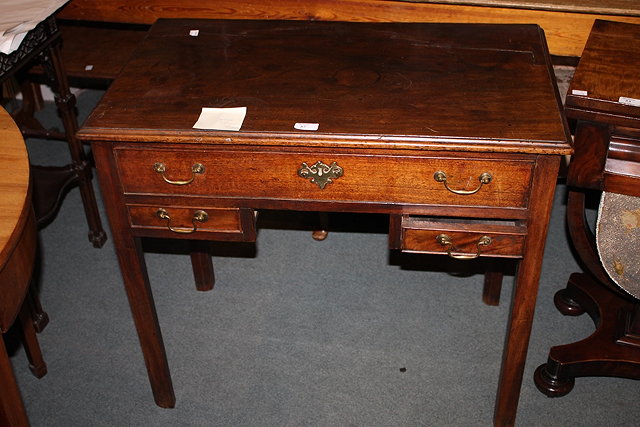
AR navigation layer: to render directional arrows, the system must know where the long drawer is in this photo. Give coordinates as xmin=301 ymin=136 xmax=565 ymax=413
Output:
xmin=113 ymin=147 xmax=534 ymax=209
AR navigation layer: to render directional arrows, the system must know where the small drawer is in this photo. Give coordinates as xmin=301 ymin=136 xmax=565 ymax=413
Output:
xmin=389 ymin=215 xmax=526 ymax=258
xmin=127 ymin=204 xmax=256 ymax=241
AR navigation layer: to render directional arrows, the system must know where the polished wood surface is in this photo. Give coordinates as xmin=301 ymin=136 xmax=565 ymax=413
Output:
xmin=79 ymin=19 xmax=571 ymax=426
xmin=81 ymin=20 xmax=569 ymax=150
xmin=565 ymin=20 xmax=640 ymax=195
xmin=565 ymin=21 xmax=640 ymax=197
xmin=535 ymin=19 xmax=640 ymax=398
xmin=0 ymin=107 xmax=37 ymax=427
xmin=566 ymin=20 xmax=640 ymax=126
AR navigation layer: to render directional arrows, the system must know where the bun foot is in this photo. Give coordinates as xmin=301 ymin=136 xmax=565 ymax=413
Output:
xmin=534 ymin=363 xmax=574 ymax=397
xmin=554 ymin=288 xmax=585 ymax=316
xmin=312 ymin=230 xmax=328 ymax=241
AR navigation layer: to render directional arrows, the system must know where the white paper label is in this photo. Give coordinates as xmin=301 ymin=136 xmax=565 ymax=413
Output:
xmin=618 ymin=96 xmax=640 ymax=107
xmin=193 ymin=107 xmax=247 ymax=131
xmin=189 ymin=29 xmax=199 ymax=37
xmin=294 ymin=122 xmax=319 ymax=131
xmin=571 ymin=89 xmax=588 ymax=96
xmin=84 ymin=65 xmax=94 ymax=71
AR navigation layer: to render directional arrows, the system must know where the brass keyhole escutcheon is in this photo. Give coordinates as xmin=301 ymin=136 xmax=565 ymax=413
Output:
xmin=297 ymin=161 xmax=343 ymax=189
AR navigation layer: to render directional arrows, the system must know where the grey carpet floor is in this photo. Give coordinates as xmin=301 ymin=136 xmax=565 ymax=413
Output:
xmin=6 ymin=67 xmax=640 ymax=426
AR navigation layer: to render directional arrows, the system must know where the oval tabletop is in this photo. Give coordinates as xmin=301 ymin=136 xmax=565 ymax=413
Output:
xmin=0 ymin=106 xmax=32 ymax=330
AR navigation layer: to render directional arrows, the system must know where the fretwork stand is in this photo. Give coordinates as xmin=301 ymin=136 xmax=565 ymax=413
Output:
xmin=1 ymin=16 xmax=106 ymax=248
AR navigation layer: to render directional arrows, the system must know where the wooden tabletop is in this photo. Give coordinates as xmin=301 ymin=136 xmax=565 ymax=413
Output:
xmin=567 ymin=20 xmax=640 ymax=122
xmin=80 ymin=19 xmax=571 ymax=155
xmin=0 ymin=106 xmax=31 ymax=269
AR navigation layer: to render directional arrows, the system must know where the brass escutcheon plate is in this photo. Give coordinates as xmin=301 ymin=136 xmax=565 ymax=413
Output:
xmin=297 ymin=161 xmax=343 ymax=189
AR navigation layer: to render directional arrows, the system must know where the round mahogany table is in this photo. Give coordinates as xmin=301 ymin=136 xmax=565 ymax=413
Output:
xmin=0 ymin=106 xmax=38 ymax=426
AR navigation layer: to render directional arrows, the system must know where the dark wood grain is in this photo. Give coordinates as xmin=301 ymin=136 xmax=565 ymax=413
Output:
xmin=566 ymin=120 xmax=609 ymax=189
xmin=395 ymin=216 xmax=527 ymax=257
xmin=114 ymin=147 xmax=535 ymax=210
xmin=82 ymin=20 xmax=568 ymax=152
xmin=567 ymin=20 xmax=640 ymax=121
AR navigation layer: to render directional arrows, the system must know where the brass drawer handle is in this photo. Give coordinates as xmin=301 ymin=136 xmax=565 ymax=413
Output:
xmin=156 ymin=208 xmax=208 ymax=234
xmin=153 ymin=162 xmax=204 ymax=185
xmin=297 ymin=161 xmax=343 ymax=189
xmin=436 ymin=234 xmax=492 ymax=260
xmin=433 ymin=171 xmax=492 ymax=195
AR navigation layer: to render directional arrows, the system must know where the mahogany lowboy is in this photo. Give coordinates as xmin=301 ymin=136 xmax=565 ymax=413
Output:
xmin=78 ymin=19 xmax=571 ymax=426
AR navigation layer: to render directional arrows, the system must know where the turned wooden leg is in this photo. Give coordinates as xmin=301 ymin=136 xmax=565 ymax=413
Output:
xmin=190 ymin=240 xmax=215 ymax=291
xmin=40 ymin=38 xmax=106 ymax=248
xmin=18 ymin=302 xmax=47 ymax=378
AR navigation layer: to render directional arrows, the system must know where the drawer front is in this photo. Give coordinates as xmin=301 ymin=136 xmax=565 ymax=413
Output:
xmin=127 ymin=204 xmax=256 ymax=241
xmin=390 ymin=215 xmax=526 ymax=258
xmin=114 ymin=147 xmax=533 ymax=208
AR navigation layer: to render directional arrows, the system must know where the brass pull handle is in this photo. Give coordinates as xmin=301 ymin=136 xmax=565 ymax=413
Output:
xmin=436 ymin=234 xmax=492 ymax=260
xmin=433 ymin=171 xmax=492 ymax=195
xmin=153 ymin=162 xmax=204 ymax=185
xmin=156 ymin=208 xmax=208 ymax=234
